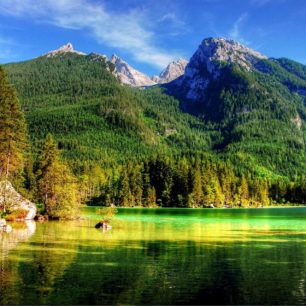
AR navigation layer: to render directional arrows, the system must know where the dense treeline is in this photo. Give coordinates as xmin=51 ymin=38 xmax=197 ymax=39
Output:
xmin=82 ymin=155 xmax=306 ymax=207
xmin=1 ymin=53 xmax=306 ymax=211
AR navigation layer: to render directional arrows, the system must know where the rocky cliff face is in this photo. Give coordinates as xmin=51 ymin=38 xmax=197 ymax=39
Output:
xmin=173 ymin=37 xmax=267 ymax=101
xmin=152 ymin=59 xmax=188 ymax=84
xmin=111 ymin=54 xmax=156 ymax=87
xmin=44 ymin=43 xmax=86 ymax=58
xmin=0 ymin=181 xmax=36 ymax=220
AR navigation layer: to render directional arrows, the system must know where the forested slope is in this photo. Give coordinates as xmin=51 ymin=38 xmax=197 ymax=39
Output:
xmin=3 ymin=50 xmax=306 ymax=207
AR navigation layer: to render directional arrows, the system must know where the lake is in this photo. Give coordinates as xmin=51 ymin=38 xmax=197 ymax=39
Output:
xmin=0 ymin=207 xmax=305 ymax=305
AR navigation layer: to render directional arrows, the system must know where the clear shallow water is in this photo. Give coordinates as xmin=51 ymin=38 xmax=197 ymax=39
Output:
xmin=0 ymin=207 xmax=305 ymax=305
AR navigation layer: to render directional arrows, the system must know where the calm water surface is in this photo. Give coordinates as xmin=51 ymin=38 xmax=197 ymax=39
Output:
xmin=0 ymin=207 xmax=305 ymax=305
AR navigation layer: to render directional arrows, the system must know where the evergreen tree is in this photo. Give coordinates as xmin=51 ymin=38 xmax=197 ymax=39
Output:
xmin=118 ymin=168 xmax=133 ymax=207
xmin=188 ymin=167 xmax=204 ymax=207
xmin=38 ymin=134 xmax=79 ymax=218
xmin=238 ymin=176 xmax=249 ymax=207
xmin=0 ymin=66 xmax=28 ymax=180
xmin=146 ymin=186 xmax=157 ymax=207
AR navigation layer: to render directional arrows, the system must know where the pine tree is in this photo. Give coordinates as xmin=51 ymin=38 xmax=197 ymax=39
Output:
xmin=146 ymin=186 xmax=157 ymax=207
xmin=213 ymin=178 xmax=225 ymax=207
xmin=238 ymin=176 xmax=249 ymax=207
xmin=38 ymin=134 xmax=79 ymax=218
xmin=0 ymin=66 xmax=28 ymax=180
xmin=118 ymin=168 xmax=132 ymax=207
xmin=188 ymin=167 xmax=204 ymax=207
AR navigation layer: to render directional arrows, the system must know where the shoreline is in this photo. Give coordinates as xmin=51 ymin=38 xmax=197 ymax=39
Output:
xmin=84 ymin=205 xmax=306 ymax=209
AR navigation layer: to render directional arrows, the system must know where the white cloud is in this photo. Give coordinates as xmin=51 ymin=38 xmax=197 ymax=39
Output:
xmin=229 ymin=13 xmax=250 ymax=44
xmin=0 ymin=0 xmax=181 ymax=68
xmin=158 ymin=13 xmax=185 ymax=28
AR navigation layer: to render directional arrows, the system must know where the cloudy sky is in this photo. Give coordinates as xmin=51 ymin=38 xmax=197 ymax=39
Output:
xmin=0 ymin=0 xmax=305 ymax=75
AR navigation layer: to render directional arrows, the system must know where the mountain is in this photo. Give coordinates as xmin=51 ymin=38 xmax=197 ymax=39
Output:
xmin=169 ymin=37 xmax=267 ymax=102
xmin=4 ymin=51 xmax=210 ymax=165
xmin=41 ymin=43 xmax=187 ymax=87
xmin=152 ymin=59 xmax=188 ymax=84
xmin=3 ymin=37 xmax=306 ymax=183
xmin=111 ymin=54 xmax=156 ymax=87
xmin=43 ymin=43 xmax=86 ymax=58
xmin=2 ymin=37 xmax=306 ymax=207
xmin=163 ymin=37 xmax=306 ymax=177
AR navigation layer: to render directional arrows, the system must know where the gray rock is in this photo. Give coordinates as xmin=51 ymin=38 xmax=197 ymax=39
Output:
xmin=152 ymin=59 xmax=188 ymax=84
xmin=111 ymin=54 xmax=156 ymax=87
xmin=174 ymin=37 xmax=267 ymax=102
xmin=43 ymin=43 xmax=86 ymax=58
xmin=0 ymin=181 xmax=37 ymax=220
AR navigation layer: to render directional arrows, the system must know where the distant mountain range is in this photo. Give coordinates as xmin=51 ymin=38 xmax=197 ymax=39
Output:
xmin=42 ymin=42 xmax=188 ymax=87
xmin=3 ymin=37 xmax=306 ymax=180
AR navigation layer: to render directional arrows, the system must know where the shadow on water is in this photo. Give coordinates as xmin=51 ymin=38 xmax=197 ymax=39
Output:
xmin=26 ymin=239 xmax=305 ymax=305
xmin=0 ymin=207 xmax=305 ymax=305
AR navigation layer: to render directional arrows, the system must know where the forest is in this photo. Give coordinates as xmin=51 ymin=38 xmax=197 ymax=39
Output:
xmin=0 ymin=52 xmax=305 ymax=218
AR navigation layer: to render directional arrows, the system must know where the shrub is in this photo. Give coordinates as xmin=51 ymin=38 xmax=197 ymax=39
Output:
xmin=4 ymin=208 xmax=28 ymax=221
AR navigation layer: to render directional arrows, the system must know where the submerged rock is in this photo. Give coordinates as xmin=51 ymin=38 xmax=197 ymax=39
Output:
xmin=0 ymin=181 xmax=37 ymax=220
xmin=95 ymin=221 xmax=112 ymax=230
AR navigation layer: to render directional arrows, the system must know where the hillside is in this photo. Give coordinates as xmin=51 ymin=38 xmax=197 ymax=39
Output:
xmin=3 ymin=38 xmax=306 ymax=206
xmin=4 ymin=53 xmax=213 ymax=165
xmin=165 ymin=38 xmax=306 ymax=178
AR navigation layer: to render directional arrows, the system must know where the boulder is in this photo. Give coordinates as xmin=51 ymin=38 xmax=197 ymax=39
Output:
xmin=0 ymin=181 xmax=37 ymax=220
xmin=95 ymin=221 xmax=112 ymax=230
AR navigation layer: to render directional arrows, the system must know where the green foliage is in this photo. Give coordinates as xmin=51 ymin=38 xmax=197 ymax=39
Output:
xmin=96 ymin=206 xmax=117 ymax=222
xmin=37 ymin=134 xmax=80 ymax=219
xmin=94 ymin=155 xmax=306 ymax=207
xmin=5 ymin=55 xmax=214 ymax=167
xmin=0 ymin=66 xmax=28 ymax=180
xmin=2 ymin=52 xmax=306 ymax=207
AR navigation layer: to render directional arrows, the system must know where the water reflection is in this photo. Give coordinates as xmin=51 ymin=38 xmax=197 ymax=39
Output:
xmin=0 ymin=221 xmax=36 ymax=258
xmin=0 ymin=208 xmax=305 ymax=305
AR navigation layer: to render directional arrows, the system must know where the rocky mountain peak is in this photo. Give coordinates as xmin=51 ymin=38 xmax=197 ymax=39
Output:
xmin=111 ymin=54 xmax=156 ymax=87
xmin=111 ymin=54 xmax=120 ymax=62
xmin=187 ymin=37 xmax=267 ymax=78
xmin=210 ymin=37 xmax=265 ymax=62
xmin=177 ymin=37 xmax=268 ymax=101
xmin=152 ymin=58 xmax=188 ymax=84
xmin=44 ymin=43 xmax=86 ymax=58
xmin=58 ymin=42 xmax=74 ymax=52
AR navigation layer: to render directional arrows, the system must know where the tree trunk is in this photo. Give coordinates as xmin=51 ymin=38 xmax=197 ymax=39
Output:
xmin=6 ymin=151 xmax=11 ymax=179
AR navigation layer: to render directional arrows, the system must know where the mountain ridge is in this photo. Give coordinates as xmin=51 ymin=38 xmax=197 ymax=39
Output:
xmin=41 ymin=43 xmax=187 ymax=87
xmin=3 ymin=37 xmax=306 ymax=181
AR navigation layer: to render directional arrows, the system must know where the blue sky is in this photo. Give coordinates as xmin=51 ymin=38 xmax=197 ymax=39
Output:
xmin=0 ymin=0 xmax=305 ymax=76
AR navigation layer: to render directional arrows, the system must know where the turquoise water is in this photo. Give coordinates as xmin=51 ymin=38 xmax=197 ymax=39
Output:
xmin=0 ymin=207 xmax=305 ymax=305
